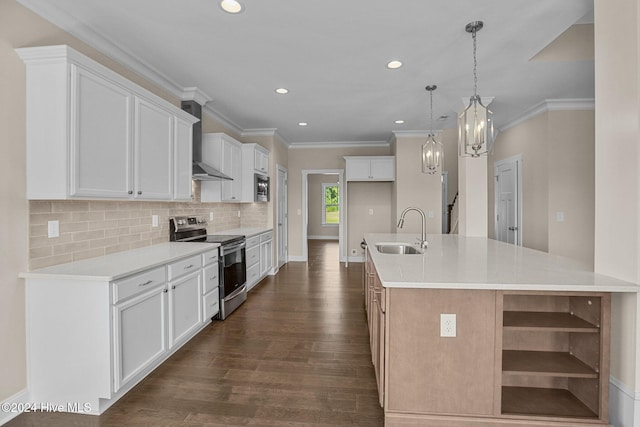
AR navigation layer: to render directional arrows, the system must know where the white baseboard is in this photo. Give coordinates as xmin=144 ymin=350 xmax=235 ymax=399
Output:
xmin=288 ymin=255 xmax=306 ymax=262
xmin=307 ymin=235 xmax=339 ymax=240
xmin=347 ymin=255 xmax=364 ymax=263
xmin=610 ymin=376 xmax=640 ymax=427
xmin=0 ymin=388 xmax=29 ymax=426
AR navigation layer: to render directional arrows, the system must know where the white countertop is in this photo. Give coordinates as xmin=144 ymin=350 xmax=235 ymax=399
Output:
xmin=209 ymin=227 xmax=272 ymax=237
xmin=19 ymin=242 xmax=219 ymax=282
xmin=364 ymin=233 xmax=640 ymax=292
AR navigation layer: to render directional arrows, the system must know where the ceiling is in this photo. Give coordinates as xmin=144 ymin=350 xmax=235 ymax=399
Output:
xmin=17 ymin=0 xmax=595 ymax=146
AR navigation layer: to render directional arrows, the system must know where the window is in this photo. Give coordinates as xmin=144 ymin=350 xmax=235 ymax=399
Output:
xmin=322 ymin=183 xmax=339 ymax=225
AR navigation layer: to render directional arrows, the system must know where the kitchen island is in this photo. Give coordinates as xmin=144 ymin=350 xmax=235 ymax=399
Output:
xmin=363 ymin=233 xmax=639 ymax=427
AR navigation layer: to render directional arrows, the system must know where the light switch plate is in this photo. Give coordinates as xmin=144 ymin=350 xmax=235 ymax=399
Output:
xmin=440 ymin=313 xmax=456 ymax=337
xmin=556 ymin=211 xmax=565 ymax=222
xmin=368 ymin=209 xmax=374 ymax=215
xmin=152 ymin=215 xmax=158 ymax=227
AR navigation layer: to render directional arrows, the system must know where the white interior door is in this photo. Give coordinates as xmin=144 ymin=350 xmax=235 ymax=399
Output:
xmin=277 ymin=165 xmax=288 ymax=268
xmin=495 ymin=157 xmax=521 ymax=245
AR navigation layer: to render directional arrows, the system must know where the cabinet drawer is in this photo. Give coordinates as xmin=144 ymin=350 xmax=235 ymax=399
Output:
xmin=247 ymin=263 xmax=260 ymax=286
xmin=260 ymin=231 xmax=273 ymax=242
xmin=203 ymin=263 xmax=219 ymax=294
xmin=168 ymin=255 xmax=202 ymax=281
xmin=246 ymin=245 xmax=260 ymax=267
xmin=202 ymin=249 xmax=219 ymax=266
xmin=113 ymin=266 xmax=166 ymax=304
xmin=203 ymin=288 xmax=220 ymax=320
xmin=246 ymin=235 xmax=260 ymax=248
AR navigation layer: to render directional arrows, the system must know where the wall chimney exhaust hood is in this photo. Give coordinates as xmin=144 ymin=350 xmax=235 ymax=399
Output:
xmin=181 ymin=99 xmax=233 ymax=181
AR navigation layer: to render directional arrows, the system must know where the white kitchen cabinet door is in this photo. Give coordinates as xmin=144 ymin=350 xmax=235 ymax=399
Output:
xmin=173 ymin=116 xmax=193 ymax=201
xmin=70 ymin=65 xmax=133 ymax=198
xmin=168 ymin=270 xmax=203 ymax=348
xmin=221 ymin=138 xmax=241 ymax=201
xmin=254 ymin=148 xmax=269 ymax=174
xmin=260 ymin=238 xmax=273 ymax=276
xmin=345 ymin=156 xmax=395 ymax=181
xmin=345 ymin=158 xmax=372 ymax=181
xmin=134 ymin=98 xmax=173 ymax=200
xmin=370 ymin=157 xmax=395 ymax=180
xmin=113 ymin=284 xmax=168 ymax=392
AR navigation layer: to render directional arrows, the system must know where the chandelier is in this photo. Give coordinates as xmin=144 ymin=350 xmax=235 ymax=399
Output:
xmin=459 ymin=21 xmax=493 ymax=157
xmin=422 ymin=85 xmax=443 ymax=175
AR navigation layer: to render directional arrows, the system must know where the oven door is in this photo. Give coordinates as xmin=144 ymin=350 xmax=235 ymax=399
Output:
xmin=220 ymin=240 xmax=247 ymax=298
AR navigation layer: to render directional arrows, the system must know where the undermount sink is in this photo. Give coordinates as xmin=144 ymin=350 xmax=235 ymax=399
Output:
xmin=375 ymin=243 xmax=423 ymax=255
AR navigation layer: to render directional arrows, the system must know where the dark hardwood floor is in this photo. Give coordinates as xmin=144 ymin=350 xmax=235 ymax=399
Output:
xmin=7 ymin=240 xmax=383 ymax=426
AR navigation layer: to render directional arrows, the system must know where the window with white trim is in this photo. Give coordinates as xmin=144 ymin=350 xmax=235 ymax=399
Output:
xmin=322 ymin=183 xmax=339 ymax=225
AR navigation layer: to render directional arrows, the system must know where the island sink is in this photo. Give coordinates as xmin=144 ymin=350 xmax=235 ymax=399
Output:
xmin=375 ymin=243 xmax=423 ymax=255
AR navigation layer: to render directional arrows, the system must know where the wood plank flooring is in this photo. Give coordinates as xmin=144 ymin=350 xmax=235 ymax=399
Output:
xmin=7 ymin=240 xmax=383 ymax=426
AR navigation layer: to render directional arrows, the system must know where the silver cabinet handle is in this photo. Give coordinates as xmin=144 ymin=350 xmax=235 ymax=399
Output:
xmin=184 ymin=264 xmax=194 ymax=269
xmin=508 ymin=226 xmax=518 ymax=231
xmin=163 ymin=289 xmax=168 ymax=293
xmin=137 ymin=191 xmax=142 ymax=195
xmin=138 ymin=280 xmax=153 ymax=287
xmin=210 ymin=276 xmax=217 ymax=280
xmin=128 ymin=190 xmax=133 ymax=195
xmin=172 ymin=285 xmax=176 ymax=290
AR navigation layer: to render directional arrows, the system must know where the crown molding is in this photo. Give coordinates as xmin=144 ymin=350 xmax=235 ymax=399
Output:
xmin=500 ymin=98 xmax=595 ymax=132
xmin=288 ymin=140 xmax=390 ymax=149
xmin=181 ymin=87 xmax=211 ymax=105
xmin=242 ymin=128 xmax=291 ymax=147
xmin=392 ymin=130 xmax=443 ymax=139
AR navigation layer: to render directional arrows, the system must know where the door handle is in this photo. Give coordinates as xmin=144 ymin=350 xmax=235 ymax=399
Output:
xmin=508 ymin=226 xmax=518 ymax=231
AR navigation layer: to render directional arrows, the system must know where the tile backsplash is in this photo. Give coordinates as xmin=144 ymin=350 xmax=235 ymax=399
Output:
xmin=29 ymin=199 xmax=268 ymax=270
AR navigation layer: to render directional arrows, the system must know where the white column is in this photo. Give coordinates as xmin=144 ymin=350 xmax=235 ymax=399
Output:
xmin=458 ymin=155 xmax=488 ymax=237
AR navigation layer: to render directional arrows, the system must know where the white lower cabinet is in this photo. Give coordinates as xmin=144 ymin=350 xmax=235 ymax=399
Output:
xmin=168 ymin=270 xmax=202 ymax=348
xmin=246 ymin=230 xmax=273 ymax=291
xmin=113 ymin=282 xmax=167 ymax=392
xmin=23 ymin=245 xmax=215 ymax=415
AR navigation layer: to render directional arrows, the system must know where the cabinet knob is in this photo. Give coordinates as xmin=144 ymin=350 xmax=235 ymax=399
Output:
xmin=137 ymin=191 xmax=142 ymax=195
xmin=128 ymin=190 xmax=133 ymax=195
xmin=172 ymin=285 xmax=176 ymax=290
xmin=163 ymin=289 xmax=168 ymax=293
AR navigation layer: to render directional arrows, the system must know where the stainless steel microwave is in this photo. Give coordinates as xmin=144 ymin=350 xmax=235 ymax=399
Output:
xmin=255 ymin=173 xmax=269 ymax=202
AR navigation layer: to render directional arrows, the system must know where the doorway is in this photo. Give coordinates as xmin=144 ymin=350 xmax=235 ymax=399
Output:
xmin=276 ymin=165 xmax=288 ymax=269
xmin=301 ymin=169 xmax=345 ymax=263
xmin=494 ymin=155 xmax=522 ymax=245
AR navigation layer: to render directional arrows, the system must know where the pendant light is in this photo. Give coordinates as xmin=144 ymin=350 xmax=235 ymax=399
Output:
xmin=459 ymin=21 xmax=493 ymax=157
xmin=422 ymin=85 xmax=443 ymax=175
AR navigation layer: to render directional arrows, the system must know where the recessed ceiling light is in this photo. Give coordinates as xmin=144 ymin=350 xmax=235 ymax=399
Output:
xmin=395 ymin=120 xmax=405 ymax=124
xmin=387 ymin=60 xmax=403 ymax=69
xmin=220 ymin=0 xmax=243 ymax=14
xmin=298 ymin=122 xmax=308 ymax=126
xmin=275 ymin=88 xmax=289 ymax=95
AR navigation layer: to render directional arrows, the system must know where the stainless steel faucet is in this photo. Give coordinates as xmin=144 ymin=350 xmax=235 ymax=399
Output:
xmin=397 ymin=207 xmax=428 ymax=248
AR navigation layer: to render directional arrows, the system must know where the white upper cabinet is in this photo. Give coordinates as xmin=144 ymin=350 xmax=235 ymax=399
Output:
xmin=200 ymin=133 xmax=243 ymax=202
xmin=254 ymin=147 xmax=269 ymax=174
xmin=240 ymin=143 xmax=270 ymax=203
xmin=173 ymin=117 xmax=194 ymax=201
xmin=344 ymin=156 xmax=395 ymax=181
xmin=134 ymin=98 xmax=173 ymax=200
xmin=16 ymin=45 xmax=198 ymax=201
xmin=70 ymin=64 xmax=133 ymax=198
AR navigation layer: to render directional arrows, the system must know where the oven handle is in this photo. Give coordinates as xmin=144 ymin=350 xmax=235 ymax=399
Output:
xmin=220 ymin=240 xmax=246 ymax=256
xmin=224 ymin=284 xmax=247 ymax=302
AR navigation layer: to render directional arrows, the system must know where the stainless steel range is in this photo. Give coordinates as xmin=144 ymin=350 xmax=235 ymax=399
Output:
xmin=169 ymin=216 xmax=247 ymax=320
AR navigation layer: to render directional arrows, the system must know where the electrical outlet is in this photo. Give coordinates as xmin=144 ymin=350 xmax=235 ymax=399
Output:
xmin=428 ymin=210 xmax=435 ymax=218
xmin=440 ymin=313 xmax=456 ymax=337
xmin=152 ymin=215 xmax=158 ymax=227
xmin=209 ymin=211 xmax=214 ymax=221
xmin=368 ymin=209 xmax=374 ymax=215
xmin=237 ymin=211 xmax=241 ymax=218
xmin=47 ymin=220 xmax=59 ymax=238
xmin=556 ymin=211 xmax=565 ymax=222
xmin=351 ymin=249 xmax=357 ymax=255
